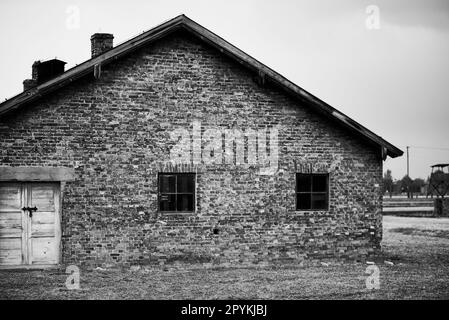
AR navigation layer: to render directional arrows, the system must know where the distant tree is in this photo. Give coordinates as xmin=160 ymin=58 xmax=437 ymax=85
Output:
xmin=411 ymin=178 xmax=425 ymax=194
xmin=383 ymin=170 xmax=394 ymax=198
xmin=392 ymin=180 xmax=402 ymax=194
xmin=400 ymin=175 xmax=413 ymax=198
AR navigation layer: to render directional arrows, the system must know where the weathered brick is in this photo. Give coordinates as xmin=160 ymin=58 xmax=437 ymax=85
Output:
xmin=0 ymin=30 xmax=383 ymax=267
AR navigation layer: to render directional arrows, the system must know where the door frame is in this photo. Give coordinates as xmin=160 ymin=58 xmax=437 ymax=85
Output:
xmin=0 ymin=166 xmax=73 ymax=269
xmin=0 ymin=182 xmax=62 ymax=270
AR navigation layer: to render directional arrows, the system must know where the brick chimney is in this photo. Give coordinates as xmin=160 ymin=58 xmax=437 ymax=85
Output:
xmin=23 ymin=59 xmax=66 ymax=91
xmin=91 ymin=33 xmax=114 ymax=58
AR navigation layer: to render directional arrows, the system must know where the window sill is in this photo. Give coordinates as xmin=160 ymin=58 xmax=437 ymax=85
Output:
xmin=158 ymin=211 xmax=196 ymax=216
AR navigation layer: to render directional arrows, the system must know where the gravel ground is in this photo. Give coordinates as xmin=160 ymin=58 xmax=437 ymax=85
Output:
xmin=1 ymin=216 xmax=449 ymax=300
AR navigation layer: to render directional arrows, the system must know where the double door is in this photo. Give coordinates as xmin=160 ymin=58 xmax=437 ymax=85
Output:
xmin=0 ymin=183 xmax=61 ymax=267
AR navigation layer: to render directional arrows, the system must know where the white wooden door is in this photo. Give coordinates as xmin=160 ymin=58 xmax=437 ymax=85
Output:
xmin=0 ymin=183 xmax=60 ymax=267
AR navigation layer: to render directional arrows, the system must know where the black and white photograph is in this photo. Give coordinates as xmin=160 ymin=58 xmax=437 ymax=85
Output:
xmin=0 ymin=0 xmax=448 ymax=307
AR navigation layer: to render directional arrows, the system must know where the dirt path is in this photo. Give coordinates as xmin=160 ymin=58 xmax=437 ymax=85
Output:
xmin=1 ymin=216 xmax=449 ymax=299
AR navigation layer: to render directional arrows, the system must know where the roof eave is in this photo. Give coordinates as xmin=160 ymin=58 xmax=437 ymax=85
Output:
xmin=179 ymin=16 xmax=403 ymax=159
xmin=0 ymin=15 xmax=186 ymax=117
xmin=0 ymin=14 xmax=403 ymax=159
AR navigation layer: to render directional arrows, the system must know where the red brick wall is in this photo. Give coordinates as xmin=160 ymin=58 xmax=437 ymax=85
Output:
xmin=0 ymin=30 xmax=383 ymax=267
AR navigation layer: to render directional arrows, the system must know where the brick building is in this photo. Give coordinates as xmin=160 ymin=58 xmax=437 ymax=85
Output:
xmin=0 ymin=15 xmax=402 ymax=268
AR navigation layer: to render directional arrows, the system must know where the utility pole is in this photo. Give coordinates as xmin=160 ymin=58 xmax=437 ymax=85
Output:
xmin=406 ymin=146 xmax=410 ymax=198
xmin=406 ymin=146 xmax=410 ymax=177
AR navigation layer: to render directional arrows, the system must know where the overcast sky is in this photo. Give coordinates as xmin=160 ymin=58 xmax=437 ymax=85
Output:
xmin=1 ymin=0 xmax=448 ymax=180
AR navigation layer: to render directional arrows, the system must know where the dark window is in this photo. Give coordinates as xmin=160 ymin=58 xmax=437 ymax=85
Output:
xmin=296 ymin=173 xmax=329 ymax=210
xmin=158 ymin=173 xmax=195 ymax=212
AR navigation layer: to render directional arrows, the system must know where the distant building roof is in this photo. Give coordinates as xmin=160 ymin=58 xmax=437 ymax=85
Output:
xmin=431 ymin=164 xmax=449 ymax=168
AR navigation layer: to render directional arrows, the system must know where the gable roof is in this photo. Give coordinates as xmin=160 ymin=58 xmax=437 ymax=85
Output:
xmin=0 ymin=14 xmax=402 ymax=158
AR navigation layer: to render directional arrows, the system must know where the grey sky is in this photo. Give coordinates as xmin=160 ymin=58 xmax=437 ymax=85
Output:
xmin=1 ymin=0 xmax=448 ymax=180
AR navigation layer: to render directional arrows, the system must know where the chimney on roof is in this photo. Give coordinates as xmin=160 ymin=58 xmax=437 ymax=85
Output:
xmin=23 ymin=59 xmax=66 ymax=91
xmin=23 ymin=79 xmax=37 ymax=91
xmin=91 ymin=33 xmax=114 ymax=58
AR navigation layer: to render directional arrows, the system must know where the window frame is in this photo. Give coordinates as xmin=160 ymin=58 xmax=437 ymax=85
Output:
xmin=158 ymin=173 xmax=196 ymax=214
xmin=295 ymin=173 xmax=329 ymax=211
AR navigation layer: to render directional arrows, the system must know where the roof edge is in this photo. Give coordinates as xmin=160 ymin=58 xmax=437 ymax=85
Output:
xmin=0 ymin=14 xmax=403 ymax=158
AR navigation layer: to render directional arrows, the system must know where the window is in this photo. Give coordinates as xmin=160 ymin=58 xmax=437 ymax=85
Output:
xmin=158 ymin=173 xmax=195 ymax=212
xmin=296 ymin=173 xmax=329 ymax=210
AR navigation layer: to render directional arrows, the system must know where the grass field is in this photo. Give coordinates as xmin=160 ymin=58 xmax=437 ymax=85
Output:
xmin=1 ymin=216 xmax=449 ymax=300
